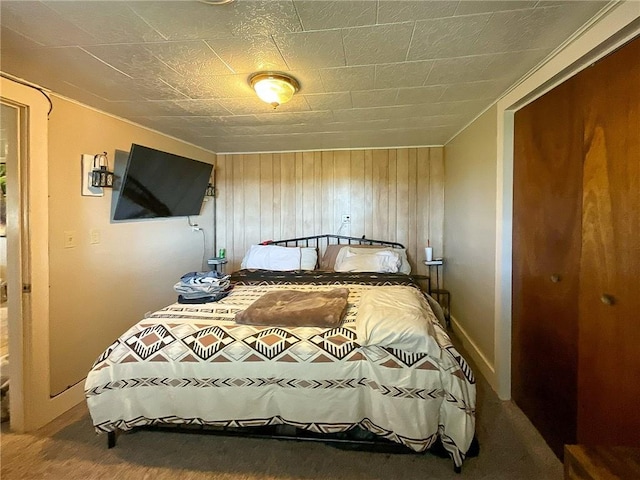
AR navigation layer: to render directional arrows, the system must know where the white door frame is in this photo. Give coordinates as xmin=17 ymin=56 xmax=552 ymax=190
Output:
xmin=1 ymin=76 xmax=84 ymax=432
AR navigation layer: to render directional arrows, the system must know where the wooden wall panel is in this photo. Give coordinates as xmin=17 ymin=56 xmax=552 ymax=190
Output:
xmin=396 ymin=149 xmax=410 ymax=261
xmin=350 ymin=150 xmax=365 ymax=237
xmin=429 ymin=148 xmax=445 ymax=277
xmin=407 ymin=149 xmax=418 ymax=270
xmin=259 ymin=153 xmax=274 ymax=243
xmin=215 ymin=147 xmax=444 ymax=272
xmin=387 ymin=150 xmax=398 ymax=243
xmin=417 ymin=148 xmax=430 ymax=277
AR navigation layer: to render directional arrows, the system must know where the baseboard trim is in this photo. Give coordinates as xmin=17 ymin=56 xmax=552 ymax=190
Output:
xmin=450 ymin=315 xmax=498 ymax=393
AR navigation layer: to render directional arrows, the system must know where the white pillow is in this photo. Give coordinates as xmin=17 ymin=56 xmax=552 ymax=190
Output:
xmin=300 ymin=247 xmax=318 ymax=270
xmin=347 ymin=246 xmax=411 ymax=274
xmin=334 ymin=246 xmax=401 ymax=273
xmin=356 ymin=286 xmax=440 ymax=355
xmin=241 ymin=245 xmax=301 ymax=271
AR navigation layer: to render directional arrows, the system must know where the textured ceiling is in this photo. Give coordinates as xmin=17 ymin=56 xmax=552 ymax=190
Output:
xmin=0 ymin=0 xmax=609 ymax=153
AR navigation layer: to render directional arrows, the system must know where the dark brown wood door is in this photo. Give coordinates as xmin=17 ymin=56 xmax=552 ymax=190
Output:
xmin=576 ymin=36 xmax=640 ymax=446
xmin=512 ymin=78 xmax=584 ymax=458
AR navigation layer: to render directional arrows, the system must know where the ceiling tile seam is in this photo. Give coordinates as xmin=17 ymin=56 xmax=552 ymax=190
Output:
xmin=1 ymin=26 xmax=47 ymax=48
xmin=341 ymin=20 xmax=415 ymax=32
xmin=270 ymin=33 xmax=293 ymax=72
xmin=148 ymin=49 xmax=186 ymax=81
xmin=404 ymin=21 xmax=418 ymax=63
xmin=465 ymin=11 xmax=495 ymax=48
xmin=451 ymin=0 xmax=463 ymax=17
xmin=125 ymin=3 xmax=169 ymax=42
xmin=452 ymin=5 xmax=538 ymax=18
xmin=340 ymin=27 xmax=348 ymax=70
xmin=156 ymin=79 xmax=192 ymax=102
xmin=39 ymin=1 xmax=102 ymax=46
xmin=432 ymin=87 xmax=447 ymax=104
xmin=418 ymin=46 xmax=553 ymax=65
xmin=393 ymin=88 xmax=400 ymax=104
xmin=77 ymin=47 xmax=134 ymax=80
xmin=290 ymin=0 xmax=306 ymax=32
xmin=203 ymin=39 xmax=237 ymax=74
xmin=421 ymin=61 xmax=436 ymax=87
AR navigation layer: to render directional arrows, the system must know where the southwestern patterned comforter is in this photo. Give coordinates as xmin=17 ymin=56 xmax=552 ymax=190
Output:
xmin=85 ymin=271 xmax=476 ymax=468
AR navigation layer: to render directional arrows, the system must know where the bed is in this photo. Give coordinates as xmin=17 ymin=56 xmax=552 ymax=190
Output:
xmin=85 ymin=235 xmax=476 ymax=472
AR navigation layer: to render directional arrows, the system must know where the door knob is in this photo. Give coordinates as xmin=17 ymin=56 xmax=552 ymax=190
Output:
xmin=600 ymin=294 xmax=615 ymax=306
xmin=550 ymin=274 xmax=561 ymax=283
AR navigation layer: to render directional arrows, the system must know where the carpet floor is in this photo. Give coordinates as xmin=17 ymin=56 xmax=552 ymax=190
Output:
xmin=0 ymin=335 xmax=562 ymax=480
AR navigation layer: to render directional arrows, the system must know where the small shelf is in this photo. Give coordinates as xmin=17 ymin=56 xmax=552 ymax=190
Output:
xmin=207 ymin=257 xmax=227 ymax=265
xmin=207 ymin=257 xmax=227 ymax=273
xmin=424 ymin=258 xmax=444 ymax=266
xmin=422 ymin=258 xmax=450 ymax=328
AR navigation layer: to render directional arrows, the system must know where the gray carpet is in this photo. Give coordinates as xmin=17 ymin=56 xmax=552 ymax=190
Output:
xmin=1 ymin=338 xmax=562 ymax=480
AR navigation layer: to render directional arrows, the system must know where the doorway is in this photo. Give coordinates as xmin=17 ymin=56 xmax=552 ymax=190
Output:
xmin=0 ymin=102 xmax=17 ymax=423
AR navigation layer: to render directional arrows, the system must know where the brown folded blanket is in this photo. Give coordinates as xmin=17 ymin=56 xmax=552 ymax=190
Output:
xmin=235 ymin=288 xmax=349 ymax=328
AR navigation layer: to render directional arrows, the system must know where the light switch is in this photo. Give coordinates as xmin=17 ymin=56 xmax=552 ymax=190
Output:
xmin=64 ymin=230 xmax=77 ymax=248
xmin=90 ymin=229 xmax=100 ymax=244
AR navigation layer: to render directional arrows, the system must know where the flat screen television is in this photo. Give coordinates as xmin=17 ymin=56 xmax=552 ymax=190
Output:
xmin=113 ymin=144 xmax=213 ymax=221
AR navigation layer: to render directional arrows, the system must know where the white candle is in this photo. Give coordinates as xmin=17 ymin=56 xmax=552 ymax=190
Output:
xmin=425 ymin=247 xmax=433 ymax=262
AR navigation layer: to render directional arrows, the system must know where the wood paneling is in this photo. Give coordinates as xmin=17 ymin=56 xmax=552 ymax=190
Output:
xmin=513 ymin=77 xmax=583 ymax=458
xmin=215 ymin=147 xmax=444 ymax=273
xmin=576 ymin=37 xmax=640 ymax=446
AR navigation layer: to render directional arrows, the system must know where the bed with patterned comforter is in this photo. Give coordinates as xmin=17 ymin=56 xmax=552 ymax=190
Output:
xmin=85 ymin=271 xmax=476 ymax=469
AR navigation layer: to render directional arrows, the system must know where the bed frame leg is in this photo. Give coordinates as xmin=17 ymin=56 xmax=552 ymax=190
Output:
xmin=107 ymin=431 xmax=117 ymax=448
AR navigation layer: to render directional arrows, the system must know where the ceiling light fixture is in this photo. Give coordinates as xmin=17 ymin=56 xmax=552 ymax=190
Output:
xmin=249 ymin=72 xmax=300 ymax=109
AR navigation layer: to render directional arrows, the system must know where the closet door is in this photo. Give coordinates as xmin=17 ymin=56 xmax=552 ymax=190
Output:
xmin=512 ymin=79 xmax=583 ymax=458
xmin=576 ymin=37 xmax=640 ymax=446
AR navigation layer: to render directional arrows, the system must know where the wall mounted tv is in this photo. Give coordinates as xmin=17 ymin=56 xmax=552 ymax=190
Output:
xmin=112 ymin=144 xmax=213 ymax=221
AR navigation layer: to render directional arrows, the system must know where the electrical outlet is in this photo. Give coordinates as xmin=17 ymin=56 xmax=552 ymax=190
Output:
xmin=63 ymin=230 xmax=77 ymax=248
xmin=90 ymin=229 xmax=100 ymax=244
xmin=341 ymin=214 xmax=351 ymax=224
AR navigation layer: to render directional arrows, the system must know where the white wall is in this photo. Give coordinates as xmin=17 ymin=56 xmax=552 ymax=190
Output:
xmin=47 ymin=96 xmax=216 ymax=395
xmin=443 ymin=105 xmax=498 ymax=387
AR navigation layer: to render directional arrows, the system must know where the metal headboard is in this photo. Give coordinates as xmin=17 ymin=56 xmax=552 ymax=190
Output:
xmin=263 ymin=234 xmax=405 ymax=249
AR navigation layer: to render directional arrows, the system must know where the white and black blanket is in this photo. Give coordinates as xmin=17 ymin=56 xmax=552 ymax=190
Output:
xmin=85 ymin=272 xmax=476 ymax=468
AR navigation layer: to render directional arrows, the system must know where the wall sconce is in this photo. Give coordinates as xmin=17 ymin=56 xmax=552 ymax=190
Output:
xmin=249 ymin=72 xmax=300 ymax=109
xmin=91 ymin=152 xmax=114 ymax=188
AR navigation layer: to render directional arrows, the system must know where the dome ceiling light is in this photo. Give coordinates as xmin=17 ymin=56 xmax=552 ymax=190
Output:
xmin=249 ymin=72 xmax=300 ymax=109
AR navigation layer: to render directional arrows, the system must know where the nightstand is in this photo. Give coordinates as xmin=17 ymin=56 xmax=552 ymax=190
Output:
xmin=423 ymin=259 xmax=450 ymax=328
xmin=409 ymin=274 xmax=431 ymax=294
xmin=207 ymin=257 xmax=227 ymax=274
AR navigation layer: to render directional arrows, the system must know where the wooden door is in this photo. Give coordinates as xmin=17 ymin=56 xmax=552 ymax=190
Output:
xmin=576 ymin=36 xmax=640 ymax=446
xmin=512 ymin=78 xmax=584 ymax=458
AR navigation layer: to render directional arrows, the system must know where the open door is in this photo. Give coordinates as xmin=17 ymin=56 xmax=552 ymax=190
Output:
xmin=1 ymin=77 xmax=84 ymax=433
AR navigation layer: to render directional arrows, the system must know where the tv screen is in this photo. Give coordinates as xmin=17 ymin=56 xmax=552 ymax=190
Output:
xmin=113 ymin=144 xmax=213 ymax=221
